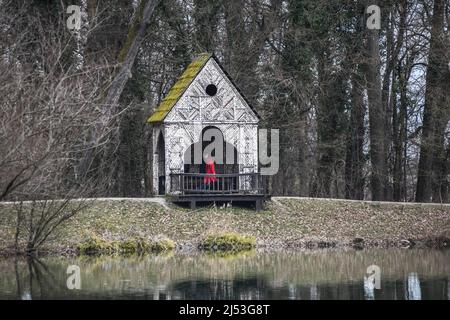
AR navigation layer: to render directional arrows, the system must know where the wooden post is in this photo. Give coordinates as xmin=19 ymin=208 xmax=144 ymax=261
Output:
xmin=255 ymin=199 xmax=262 ymax=211
xmin=182 ymin=174 xmax=185 ymax=194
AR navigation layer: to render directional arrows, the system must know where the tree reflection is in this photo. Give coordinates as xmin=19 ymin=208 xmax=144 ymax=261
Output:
xmin=14 ymin=256 xmax=63 ymax=300
xmin=406 ymin=273 xmax=422 ymax=300
xmin=1 ymin=250 xmax=449 ymax=300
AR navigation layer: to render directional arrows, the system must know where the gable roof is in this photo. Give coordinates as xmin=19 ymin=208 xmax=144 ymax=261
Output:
xmin=147 ymin=53 xmax=211 ymax=123
xmin=146 ymin=53 xmax=260 ymax=123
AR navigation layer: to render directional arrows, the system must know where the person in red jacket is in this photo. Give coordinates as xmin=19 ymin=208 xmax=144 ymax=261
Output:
xmin=203 ymin=154 xmax=217 ymax=187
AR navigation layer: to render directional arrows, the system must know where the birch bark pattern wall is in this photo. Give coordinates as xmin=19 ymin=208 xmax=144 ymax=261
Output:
xmin=148 ymin=54 xmax=260 ymax=194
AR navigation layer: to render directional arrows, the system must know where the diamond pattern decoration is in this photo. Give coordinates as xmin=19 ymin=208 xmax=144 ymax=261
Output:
xmin=165 ymin=59 xmax=258 ymax=124
xmin=152 ymin=57 xmax=259 ymax=194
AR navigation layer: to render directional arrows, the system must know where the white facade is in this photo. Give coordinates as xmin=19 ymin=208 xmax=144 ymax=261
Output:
xmin=151 ymin=57 xmax=259 ymax=195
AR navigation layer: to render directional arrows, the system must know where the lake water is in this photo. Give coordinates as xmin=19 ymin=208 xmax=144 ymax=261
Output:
xmin=0 ymin=249 xmax=449 ymax=300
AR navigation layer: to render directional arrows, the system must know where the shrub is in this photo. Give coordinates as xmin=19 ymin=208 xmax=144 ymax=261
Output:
xmin=77 ymin=235 xmax=175 ymax=255
xmin=118 ymin=237 xmax=151 ymax=254
xmin=201 ymin=232 xmax=256 ymax=251
xmin=151 ymin=238 xmax=176 ymax=252
xmin=77 ymin=235 xmax=117 ymax=255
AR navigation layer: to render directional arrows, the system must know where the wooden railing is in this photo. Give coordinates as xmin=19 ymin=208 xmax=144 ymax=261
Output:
xmin=170 ymin=173 xmax=265 ymax=195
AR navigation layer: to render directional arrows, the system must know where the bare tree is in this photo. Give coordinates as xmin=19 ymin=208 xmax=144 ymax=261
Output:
xmin=416 ymin=0 xmax=450 ymax=203
xmin=0 ymin=1 xmax=112 ymax=253
xmin=77 ymin=0 xmax=161 ymax=181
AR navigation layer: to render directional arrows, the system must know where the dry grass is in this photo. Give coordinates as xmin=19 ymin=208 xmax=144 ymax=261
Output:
xmin=0 ymin=198 xmax=449 ymax=253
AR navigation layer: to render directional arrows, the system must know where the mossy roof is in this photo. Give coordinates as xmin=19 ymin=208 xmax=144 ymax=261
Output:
xmin=146 ymin=53 xmax=212 ymax=123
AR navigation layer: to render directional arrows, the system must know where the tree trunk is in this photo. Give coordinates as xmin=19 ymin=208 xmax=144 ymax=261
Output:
xmin=393 ymin=65 xmax=408 ymax=202
xmin=391 ymin=1 xmax=408 ymax=202
xmin=77 ymin=0 xmax=160 ymax=181
xmin=365 ymin=8 xmax=385 ymax=201
xmin=345 ymin=69 xmax=366 ymax=200
xmin=416 ymin=0 xmax=447 ymax=202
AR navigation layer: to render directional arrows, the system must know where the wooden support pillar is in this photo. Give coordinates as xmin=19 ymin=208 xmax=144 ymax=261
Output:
xmin=255 ymin=199 xmax=262 ymax=211
xmin=190 ymin=201 xmax=196 ymax=210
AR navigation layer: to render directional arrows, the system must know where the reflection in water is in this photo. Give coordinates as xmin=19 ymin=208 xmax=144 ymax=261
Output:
xmin=363 ymin=277 xmax=375 ymax=300
xmin=407 ymin=273 xmax=421 ymax=300
xmin=0 ymin=249 xmax=449 ymax=300
xmin=310 ymin=284 xmax=319 ymax=300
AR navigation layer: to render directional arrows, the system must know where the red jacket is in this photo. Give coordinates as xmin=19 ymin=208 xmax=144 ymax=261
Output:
xmin=204 ymin=159 xmax=217 ymax=184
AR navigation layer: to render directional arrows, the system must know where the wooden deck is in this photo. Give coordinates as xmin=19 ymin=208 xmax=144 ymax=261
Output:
xmin=168 ymin=173 xmax=270 ymax=210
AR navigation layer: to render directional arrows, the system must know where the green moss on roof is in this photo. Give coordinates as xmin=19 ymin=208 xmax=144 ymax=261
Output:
xmin=147 ymin=53 xmax=212 ymax=123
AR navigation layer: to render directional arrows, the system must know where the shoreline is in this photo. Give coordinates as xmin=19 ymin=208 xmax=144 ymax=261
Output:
xmin=1 ymin=236 xmax=449 ymax=258
xmin=1 ymin=197 xmax=449 ymax=257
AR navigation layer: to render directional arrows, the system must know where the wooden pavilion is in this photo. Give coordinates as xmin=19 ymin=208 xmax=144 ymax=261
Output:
xmin=146 ymin=53 xmax=269 ymax=210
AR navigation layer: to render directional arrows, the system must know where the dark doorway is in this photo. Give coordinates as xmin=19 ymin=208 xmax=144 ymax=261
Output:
xmin=184 ymin=126 xmax=238 ymax=174
xmin=156 ymin=133 xmax=165 ymax=195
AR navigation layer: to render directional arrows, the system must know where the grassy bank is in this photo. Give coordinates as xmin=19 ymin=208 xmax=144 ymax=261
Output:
xmin=0 ymin=198 xmax=449 ymax=255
